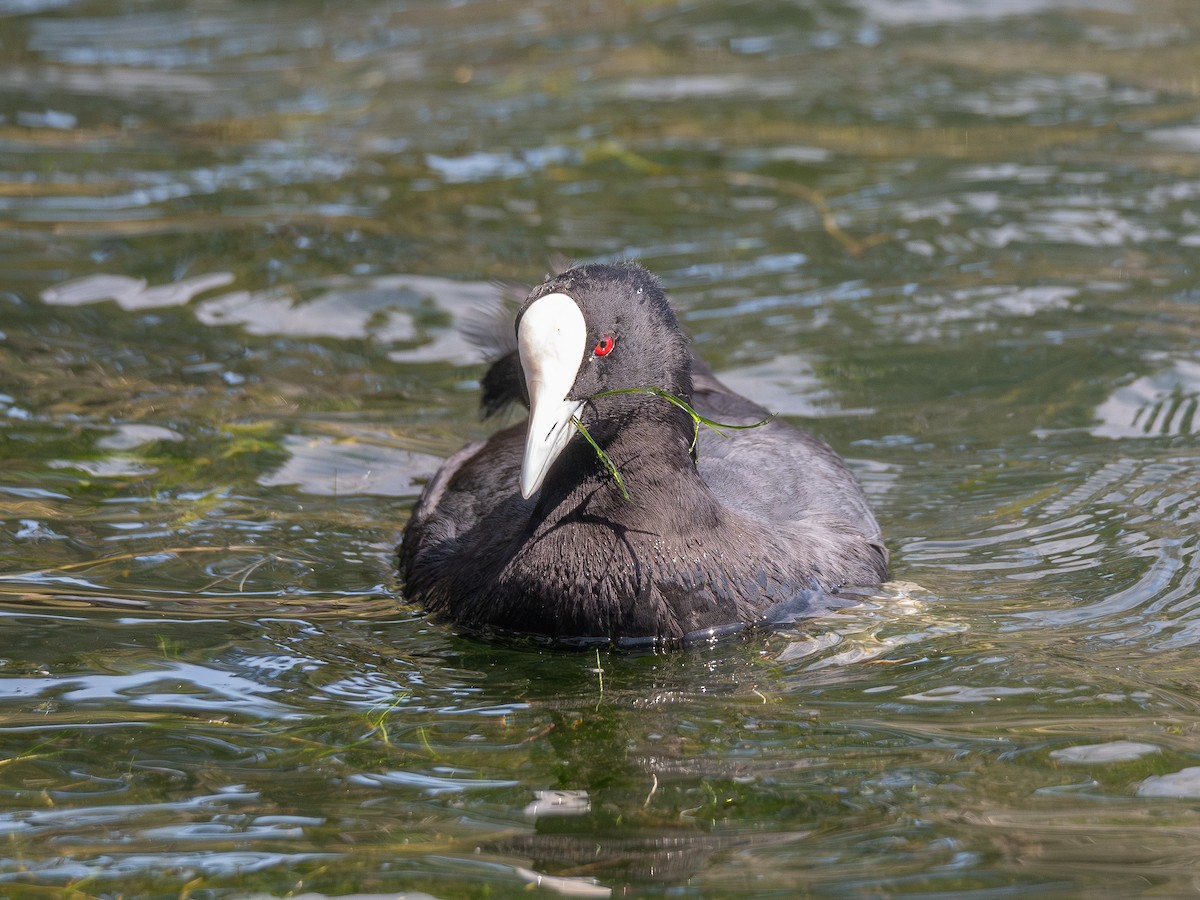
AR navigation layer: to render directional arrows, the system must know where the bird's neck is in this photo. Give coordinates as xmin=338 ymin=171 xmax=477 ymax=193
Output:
xmin=570 ymin=403 xmax=708 ymax=509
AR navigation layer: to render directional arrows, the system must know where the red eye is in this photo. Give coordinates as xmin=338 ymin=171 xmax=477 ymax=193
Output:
xmin=593 ymin=335 xmax=615 ymax=357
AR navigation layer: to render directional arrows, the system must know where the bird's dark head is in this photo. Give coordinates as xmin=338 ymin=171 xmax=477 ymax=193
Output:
xmin=514 ymin=262 xmax=694 ymax=498
xmin=520 ymin=262 xmax=692 ymax=401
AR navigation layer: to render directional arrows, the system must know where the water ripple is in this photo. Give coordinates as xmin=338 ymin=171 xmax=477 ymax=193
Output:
xmin=902 ymin=446 xmax=1200 ymax=651
xmin=0 ymin=660 xmax=292 ymax=717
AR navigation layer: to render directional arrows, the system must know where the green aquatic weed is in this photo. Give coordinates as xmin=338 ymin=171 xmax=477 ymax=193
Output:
xmin=571 ymin=386 xmax=774 ymax=499
xmin=594 ymin=385 xmax=774 ymax=453
xmin=571 ymin=415 xmax=630 ymax=500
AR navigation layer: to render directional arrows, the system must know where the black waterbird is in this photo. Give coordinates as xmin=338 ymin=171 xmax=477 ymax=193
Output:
xmin=398 ymin=262 xmax=887 ymax=645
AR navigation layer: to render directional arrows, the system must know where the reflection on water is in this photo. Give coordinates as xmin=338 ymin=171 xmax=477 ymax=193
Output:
xmin=1092 ymin=357 xmax=1200 ymax=439
xmin=4 ymin=0 xmax=1200 ymax=895
xmin=260 ymin=433 xmax=439 ymax=496
xmin=41 ymin=272 xmax=236 ymax=310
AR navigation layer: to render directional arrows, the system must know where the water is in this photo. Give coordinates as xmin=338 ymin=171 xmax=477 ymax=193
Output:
xmin=3 ymin=0 xmax=1200 ymax=895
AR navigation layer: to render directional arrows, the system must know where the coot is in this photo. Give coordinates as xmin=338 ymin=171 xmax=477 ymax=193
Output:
xmin=399 ymin=262 xmax=887 ymax=644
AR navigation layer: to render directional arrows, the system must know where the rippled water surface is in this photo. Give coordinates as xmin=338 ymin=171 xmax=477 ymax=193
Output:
xmin=4 ymin=0 xmax=1200 ymax=895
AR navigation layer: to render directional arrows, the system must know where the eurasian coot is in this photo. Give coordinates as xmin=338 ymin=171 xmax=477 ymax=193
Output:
xmin=399 ymin=262 xmax=888 ymax=644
